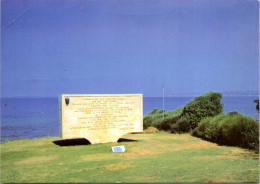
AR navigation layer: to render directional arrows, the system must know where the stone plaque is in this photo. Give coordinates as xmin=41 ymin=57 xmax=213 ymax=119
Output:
xmin=112 ymin=146 xmax=125 ymax=153
xmin=59 ymin=94 xmax=143 ymax=144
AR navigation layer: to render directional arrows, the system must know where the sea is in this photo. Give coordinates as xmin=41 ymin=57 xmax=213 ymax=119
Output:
xmin=1 ymin=96 xmax=259 ymax=142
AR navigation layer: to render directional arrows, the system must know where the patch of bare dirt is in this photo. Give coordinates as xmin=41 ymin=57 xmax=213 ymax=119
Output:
xmin=195 ymin=147 xmax=259 ymax=160
xmin=232 ymin=148 xmax=251 ymax=155
xmin=104 ymin=163 xmax=132 ymax=171
xmin=231 ymin=149 xmax=259 ymax=159
xmin=129 ymin=146 xmax=156 ymax=156
xmin=154 ymin=134 xmax=192 ymax=141
xmin=145 ymin=176 xmax=159 ymax=181
xmin=81 ymin=154 xmax=118 ymax=161
xmin=143 ymin=127 xmax=159 ymax=134
xmin=178 ymin=141 xmax=219 ymax=149
xmin=197 ymin=155 xmax=240 ymax=160
xmin=69 ymin=178 xmax=87 ymax=183
xmin=216 ymin=178 xmax=235 ymax=183
xmin=16 ymin=156 xmax=57 ymax=165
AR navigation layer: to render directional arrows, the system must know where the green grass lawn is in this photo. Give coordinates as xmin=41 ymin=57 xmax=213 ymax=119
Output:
xmin=1 ymin=132 xmax=259 ymax=183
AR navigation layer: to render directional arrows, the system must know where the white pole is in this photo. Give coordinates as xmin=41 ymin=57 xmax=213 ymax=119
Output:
xmin=162 ymin=85 xmax=164 ymax=120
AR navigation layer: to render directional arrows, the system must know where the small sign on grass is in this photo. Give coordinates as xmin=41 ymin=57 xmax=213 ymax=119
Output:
xmin=112 ymin=146 xmax=125 ymax=153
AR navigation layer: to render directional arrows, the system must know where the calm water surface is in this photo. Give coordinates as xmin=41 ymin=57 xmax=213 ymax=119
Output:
xmin=1 ymin=96 xmax=259 ymax=141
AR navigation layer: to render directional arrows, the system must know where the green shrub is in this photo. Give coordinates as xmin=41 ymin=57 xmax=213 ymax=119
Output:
xmin=193 ymin=112 xmax=259 ymax=150
xmin=144 ymin=92 xmax=223 ymax=133
xmin=192 ymin=117 xmax=211 ymax=138
xmin=160 ymin=117 xmax=172 ymax=131
xmin=1 ymin=139 xmax=10 ymax=144
xmin=143 ymin=109 xmax=165 ymax=130
xmin=160 ymin=116 xmax=179 ymax=132
xmin=164 ymin=107 xmax=184 ymax=118
xmin=143 ymin=116 xmax=153 ymax=129
xmin=143 ymin=107 xmax=184 ymax=131
xmin=241 ymin=116 xmax=259 ymax=149
xmin=177 ymin=92 xmax=223 ymax=132
xmin=176 ymin=116 xmax=193 ymax=132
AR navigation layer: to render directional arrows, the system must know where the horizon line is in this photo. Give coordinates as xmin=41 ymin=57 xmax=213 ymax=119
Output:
xmin=1 ymin=94 xmax=259 ymax=98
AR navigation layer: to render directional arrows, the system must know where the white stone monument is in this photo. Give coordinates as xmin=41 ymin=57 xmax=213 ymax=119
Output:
xmin=59 ymin=94 xmax=143 ymax=144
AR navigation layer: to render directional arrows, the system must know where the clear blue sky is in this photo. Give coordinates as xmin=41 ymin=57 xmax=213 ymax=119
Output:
xmin=1 ymin=0 xmax=259 ymax=97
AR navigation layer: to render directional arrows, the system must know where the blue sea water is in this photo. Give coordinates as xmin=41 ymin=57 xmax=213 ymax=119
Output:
xmin=1 ymin=96 xmax=259 ymax=142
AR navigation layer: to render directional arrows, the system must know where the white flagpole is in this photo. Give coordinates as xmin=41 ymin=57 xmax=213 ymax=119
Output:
xmin=162 ymin=85 xmax=165 ymax=120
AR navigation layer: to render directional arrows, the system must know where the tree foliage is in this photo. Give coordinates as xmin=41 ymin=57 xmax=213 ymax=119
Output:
xmin=144 ymin=92 xmax=224 ymax=133
xmin=254 ymin=99 xmax=259 ymax=113
xmin=193 ymin=112 xmax=259 ymax=151
xmin=176 ymin=92 xmax=223 ymax=132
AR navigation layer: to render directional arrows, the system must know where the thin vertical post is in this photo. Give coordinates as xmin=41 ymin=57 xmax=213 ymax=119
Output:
xmin=162 ymin=85 xmax=164 ymax=120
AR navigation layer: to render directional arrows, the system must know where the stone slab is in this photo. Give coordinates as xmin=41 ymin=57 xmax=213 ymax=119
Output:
xmin=59 ymin=94 xmax=143 ymax=144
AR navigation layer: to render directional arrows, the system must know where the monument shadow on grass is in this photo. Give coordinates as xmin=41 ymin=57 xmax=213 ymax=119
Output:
xmin=53 ymin=138 xmax=91 ymax=146
xmin=53 ymin=138 xmax=137 ymax=146
xmin=117 ymin=138 xmax=137 ymax=142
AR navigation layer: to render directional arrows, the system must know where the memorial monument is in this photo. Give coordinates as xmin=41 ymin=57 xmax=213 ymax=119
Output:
xmin=59 ymin=94 xmax=143 ymax=144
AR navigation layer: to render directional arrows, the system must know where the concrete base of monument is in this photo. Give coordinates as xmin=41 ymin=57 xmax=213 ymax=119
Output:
xmin=53 ymin=136 xmax=138 ymax=146
xmin=60 ymin=130 xmax=142 ymax=144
